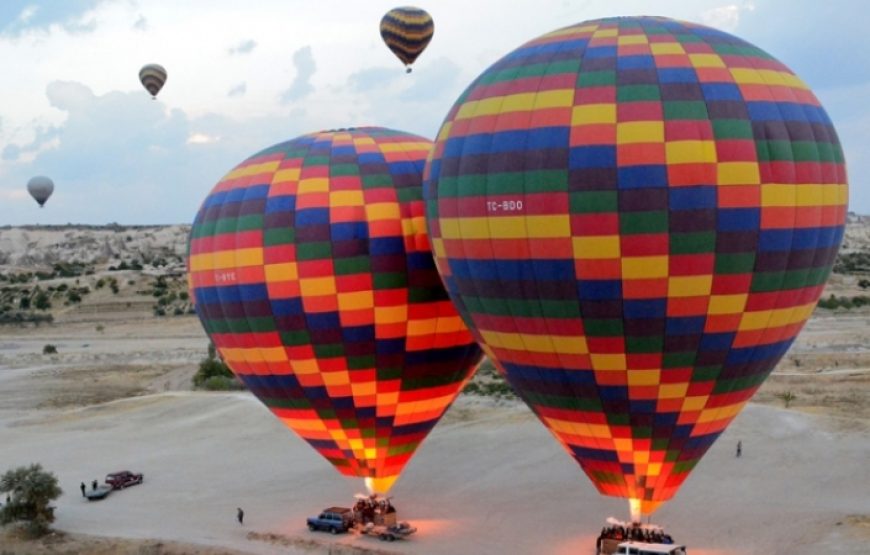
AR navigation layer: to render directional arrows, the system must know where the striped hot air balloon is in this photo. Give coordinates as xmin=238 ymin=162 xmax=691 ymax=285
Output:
xmin=139 ymin=63 xmax=167 ymax=98
xmin=424 ymin=16 xmax=847 ymax=517
xmin=380 ymin=6 xmax=434 ymax=73
xmin=189 ymin=127 xmax=482 ymax=495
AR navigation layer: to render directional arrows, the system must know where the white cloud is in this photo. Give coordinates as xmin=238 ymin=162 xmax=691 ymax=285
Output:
xmin=187 ymin=132 xmax=220 ymax=144
xmin=699 ymin=1 xmax=757 ymax=32
xmin=18 ymin=6 xmax=39 ymax=24
xmin=280 ymin=46 xmax=316 ymax=103
xmin=227 ymin=39 xmax=257 ymax=55
xmin=700 ymin=4 xmax=741 ymax=31
xmin=227 ymin=82 xmax=246 ymax=97
xmin=133 ymin=14 xmax=147 ymax=31
xmin=0 ymin=189 xmax=29 ymax=201
xmin=46 ymin=80 xmax=95 ymax=111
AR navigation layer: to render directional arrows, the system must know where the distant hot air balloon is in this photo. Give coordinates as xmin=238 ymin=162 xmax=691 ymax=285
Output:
xmin=27 ymin=176 xmax=54 ymax=208
xmin=380 ymin=6 xmax=434 ymax=73
xmin=189 ymin=127 xmax=482 ymax=495
xmin=139 ymin=63 xmax=167 ymax=98
xmin=424 ymin=17 xmax=847 ymax=518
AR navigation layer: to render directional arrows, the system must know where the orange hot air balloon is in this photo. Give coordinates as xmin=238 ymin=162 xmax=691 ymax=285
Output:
xmin=424 ymin=17 xmax=847 ymax=517
xmin=189 ymin=127 xmax=482 ymax=494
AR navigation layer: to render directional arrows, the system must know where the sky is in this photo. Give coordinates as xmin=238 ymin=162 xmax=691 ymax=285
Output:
xmin=0 ymin=0 xmax=866 ymax=225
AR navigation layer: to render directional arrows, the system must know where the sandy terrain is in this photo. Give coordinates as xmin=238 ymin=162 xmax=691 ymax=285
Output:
xmin=0 ymin=222 xmax=868 ymax=554
xmin=1 ymin=311 xmax=868 ymax=555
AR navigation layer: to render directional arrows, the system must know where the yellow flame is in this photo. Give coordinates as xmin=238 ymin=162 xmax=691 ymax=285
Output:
xmin=629 ymin=498 xmax=642 ymax=523
xmin=364 ymin=476 xmax=398 ymax=495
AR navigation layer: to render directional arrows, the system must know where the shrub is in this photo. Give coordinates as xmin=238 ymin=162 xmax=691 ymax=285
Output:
xmin=42 ymin=344 xmax=57 ymax=355
xmin=200 ymin=375 xmax=245 ymax=391
xmin=833 ymin=252 xmax=870 ymax=274
xmin=463 ymin=382 xmax=481 ymax=394
xmin=0 ymin=464 xmax=62 ymax=537
xmin=776 ymin=391 xmax=797 ymax=408
xmin=193 ymin=344 xmax=239 ymax=388
xmin=817 ymin=294 xmax=870 ymax=310
xmin=34 ymin=292 xmax=51 ymax=310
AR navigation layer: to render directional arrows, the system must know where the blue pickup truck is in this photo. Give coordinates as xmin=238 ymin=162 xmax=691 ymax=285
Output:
xmin=306 ymin=507 xmax=353 ymax=534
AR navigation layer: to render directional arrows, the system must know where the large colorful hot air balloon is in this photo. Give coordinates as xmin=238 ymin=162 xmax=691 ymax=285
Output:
xmin=424 ymin=17 xmax=847 ymax=518
xmin=380 ymin=7 xmax=434 ymax=73
xmin=139 ymin=63 xmax=167 ymax=98
xmin=27 ymin=176 xmax=54 ymax=208
xmin=189 ymin=127 xmax=482 ymax=495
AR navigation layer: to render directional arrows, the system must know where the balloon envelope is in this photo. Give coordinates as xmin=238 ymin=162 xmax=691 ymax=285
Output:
xmin=424 ymin=16 xmax=847 ymax=515
xmin=27 ymin=176 xmax=54 ymax=207
xmin=189 ymin=127 xmax=482 ymax=494
xmin=380 ymin=6 xmax=434 ymax=70
xmin=139 ymin=63 xmax=167 ymax=97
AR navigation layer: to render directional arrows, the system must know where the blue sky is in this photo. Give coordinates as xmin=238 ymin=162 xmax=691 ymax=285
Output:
xmin=0 ymin=0 xmax=865 ymax=224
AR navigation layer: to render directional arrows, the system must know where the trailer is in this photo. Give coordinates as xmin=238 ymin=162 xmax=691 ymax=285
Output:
xmin=357 ymin=521 xmax=417 ymax=542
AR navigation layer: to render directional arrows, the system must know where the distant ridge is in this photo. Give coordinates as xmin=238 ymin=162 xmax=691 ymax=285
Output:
xmin=0 ymin=225 xmax=189 ymax=269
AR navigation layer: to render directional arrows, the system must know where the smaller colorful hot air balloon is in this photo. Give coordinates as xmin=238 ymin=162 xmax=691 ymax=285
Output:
xmin=380 ymin=7 xmax=434 ymax=73
xmin=139 ymin=63 xmax=167 ymax=98
xmin=27 ymin=176 xmax=54 ymax=208
xmin=189 ymin=127 xmax=483 ymax=496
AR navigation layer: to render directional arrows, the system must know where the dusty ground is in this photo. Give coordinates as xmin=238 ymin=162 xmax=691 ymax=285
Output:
xmin=1 ymin=308 xmax=868 ymax=555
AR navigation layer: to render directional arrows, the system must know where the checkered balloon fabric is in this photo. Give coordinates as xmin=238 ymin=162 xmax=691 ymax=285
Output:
xmin=189 ymin=127 xmax=483 ymax=493
xmin=423 ymin=17 xmax=847 ymax=514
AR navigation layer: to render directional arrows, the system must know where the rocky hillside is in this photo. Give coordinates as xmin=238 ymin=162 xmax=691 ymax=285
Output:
xmin=1 ymin=215 xmax=868 ymax=326
xmin=0 ymin=224 xmax=188 ymax=271
xmin=0 ymin=225 xmax=191 ymax=325
xmin=840 ymin=212 xmax=870 ymax=253
xmin=3 ymin=214 xmax=868 ymax=271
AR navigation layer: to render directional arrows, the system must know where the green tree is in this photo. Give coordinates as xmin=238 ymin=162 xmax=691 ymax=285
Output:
xmin=34 ymin=292 xmax=51 ymax=310
xmin=776 ymin=391 xmax=797 ymax=408
xmin=193 ymin=343 xmax=241 ymax=389
xmin=0 ymin=464 xmax=63 ymax=537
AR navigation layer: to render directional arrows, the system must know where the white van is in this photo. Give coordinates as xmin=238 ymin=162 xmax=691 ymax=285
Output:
xmin=615 ymin=541 xmax=687 ymax=555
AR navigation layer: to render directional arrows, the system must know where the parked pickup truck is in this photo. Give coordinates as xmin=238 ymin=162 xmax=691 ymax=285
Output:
xmin=105 ymin=470 xmax=143 ymax=489
xmin=306 ymin=507 xmax=353 ymax=534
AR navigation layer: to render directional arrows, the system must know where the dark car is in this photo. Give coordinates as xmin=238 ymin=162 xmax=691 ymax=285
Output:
xmin=307 ymin=507 xmax=353 ymax=534
xmin=105 ymin=470 xmax=143 ymax=490
xmin=85 ymin=485 xmax=112 ymax=501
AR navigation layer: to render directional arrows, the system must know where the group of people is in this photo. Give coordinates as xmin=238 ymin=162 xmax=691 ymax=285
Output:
xmin=79 ymin=480 xmax=100 ymax=496
xmin=352 ymin=494 xmax=396 ymax=525
xmin=597 ymin=523 xmax=675 ymax=545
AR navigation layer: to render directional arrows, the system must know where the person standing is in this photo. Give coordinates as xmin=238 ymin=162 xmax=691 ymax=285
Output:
xmin=736 ymin=440 xmax=742 ymax=458
xmin=91 ymin=479 xmax=98 ymax=490
xmin=237 ymin=507 xmax=244 ymax=525
xmin=80 ymin=482 xmax=86 ymax=497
